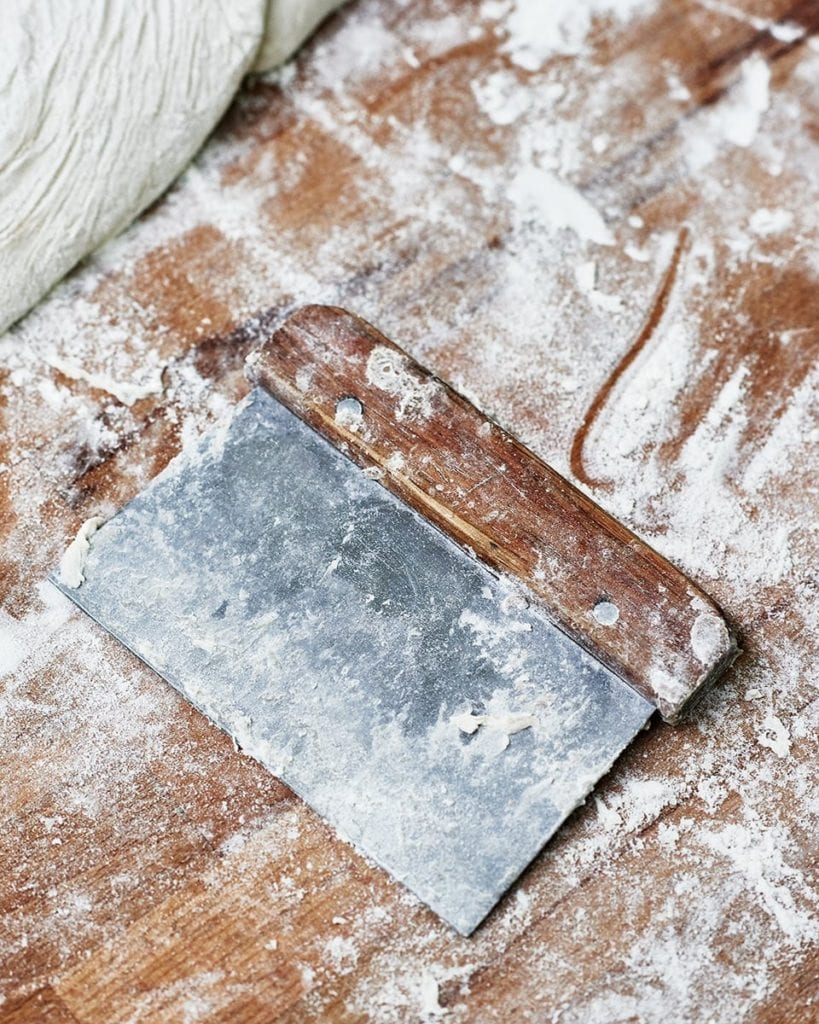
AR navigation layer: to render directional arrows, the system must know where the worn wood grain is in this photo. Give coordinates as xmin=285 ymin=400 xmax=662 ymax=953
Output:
xmin=1 ymin=0 xmax=817 ymax=1021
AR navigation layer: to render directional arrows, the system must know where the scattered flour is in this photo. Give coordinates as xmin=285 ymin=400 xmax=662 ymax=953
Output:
xmin=685 ymin=54 xmax=771 ymax=169
xmin=699 ymin=821 xmax=817 ymax=946
xmin=43 ymin=352 xmax=165 ymax=407
xmin=323 ymin=934 xmax=358 ymax=974
xmin=749 ymin=207 xmax=794 ymax=236
xmin=471 ymin=69 xmax=531 ymax=126
xmin=365 ymin=346 xmax=440 ymax=421
xmin=384 ymin=451 xmax=406 ymax=474
xmin=491 ymin=0 xmax=650 ymax=68
xmin=722 ymin=55 xmax=772 ymax=148
xmin=510 ymin=167 xmax=614 ymax=245
xmin=0 ymin=581 xmax=73 ymax=677
xmin=574 ymin=260 xmax=624 ymax=311
xmin=757 ymin=714 xmax=791 ymax=759
xmin=418 ymin=972 xmax=445 ymax=1018
xmin=695 ymin=0 xmax=805 ymax=43
xmin=1 ymin=0 xmax=817 ymax=1020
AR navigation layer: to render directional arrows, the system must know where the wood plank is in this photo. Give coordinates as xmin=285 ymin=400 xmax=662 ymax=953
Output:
xmin=57 ymin=813 xmax=408 ymax=1024
xmin=2 ymin=0 xmax=817 ymax=1020
xmin=0 ymin=988 xmax=79 ymax=1024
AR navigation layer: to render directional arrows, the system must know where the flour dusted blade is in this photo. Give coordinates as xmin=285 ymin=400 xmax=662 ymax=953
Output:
xmin=52 ymin=389 xmax=652 ymax=934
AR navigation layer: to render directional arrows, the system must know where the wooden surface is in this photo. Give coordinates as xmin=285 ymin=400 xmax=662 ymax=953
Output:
xmin=1 ymin=1 xmax=818 ymax=1021
xmin=252 ymin=305 xmax=737 ymax=720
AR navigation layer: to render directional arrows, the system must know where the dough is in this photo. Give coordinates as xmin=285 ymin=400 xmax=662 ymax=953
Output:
xmin=58 ymin=516 xmax=105 ymax=589
xmin=0 ymin=0 xmax=345 ymax=336
xmin=254 ymin=0 xmax=345 ymax=71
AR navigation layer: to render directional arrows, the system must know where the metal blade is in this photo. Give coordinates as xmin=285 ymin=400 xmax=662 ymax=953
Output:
xmin=52 ymin=388 xmax=653 ymax=934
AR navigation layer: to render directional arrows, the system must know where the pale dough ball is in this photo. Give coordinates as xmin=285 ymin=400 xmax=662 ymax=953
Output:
xmin=0 ymin=0 xmax=345 ymax=335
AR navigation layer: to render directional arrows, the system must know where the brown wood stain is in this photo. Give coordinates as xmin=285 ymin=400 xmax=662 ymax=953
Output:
xmin=1 ymin=0 xmax=817 ymax=1019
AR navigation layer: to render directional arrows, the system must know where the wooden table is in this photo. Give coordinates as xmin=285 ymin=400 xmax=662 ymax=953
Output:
xmin=2 ymin=1 xmax=817 ymax=1020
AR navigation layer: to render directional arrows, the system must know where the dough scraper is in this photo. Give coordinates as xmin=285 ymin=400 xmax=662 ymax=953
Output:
xmin=52 ymin=306 xmax=738 ymax=934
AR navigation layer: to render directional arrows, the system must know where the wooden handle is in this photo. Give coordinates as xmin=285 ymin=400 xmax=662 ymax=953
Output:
xmin=247 ymin=306 xmax=739 ymax=721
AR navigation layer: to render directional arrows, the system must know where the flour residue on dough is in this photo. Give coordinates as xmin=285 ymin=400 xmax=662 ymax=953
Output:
xmin=58 ymin=515 xmax=105 ymax=588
